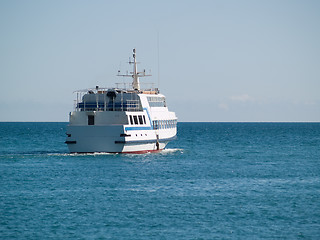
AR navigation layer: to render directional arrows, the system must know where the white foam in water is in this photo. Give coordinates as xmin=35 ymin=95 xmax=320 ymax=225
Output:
xmin=161 ymin=148 xmax=184 ymax=154
xmin=48 ymin=149 xmax=182 ymax=157
xmin=48 ymin=152 xmax=115 ymax=157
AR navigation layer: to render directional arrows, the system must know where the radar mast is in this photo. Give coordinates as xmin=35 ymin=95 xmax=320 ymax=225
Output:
xmin=117 ymin=49 xmax=151 ymax=91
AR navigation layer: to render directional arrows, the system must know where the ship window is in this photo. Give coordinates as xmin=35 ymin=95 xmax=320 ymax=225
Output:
xmin=133 ymin=115 xmax=138 ymax=125
xmin=143 ymin=115 xmax=146 ymax=124
xmin=138 ymin=115 xmax=143 ymax=125
xmin=147 ymin=96 xmax=166 ymax=107
xmin=88 ymin=115 xmax=94 ymax=125
xmin=129 ymin=115 xmax=133 ymax=125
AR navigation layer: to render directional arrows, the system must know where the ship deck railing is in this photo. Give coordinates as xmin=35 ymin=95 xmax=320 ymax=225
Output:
xmin=74 ymin=100 xmax=142 ymax=112
xmin=72 ymin=84 xmax=158 ymax=112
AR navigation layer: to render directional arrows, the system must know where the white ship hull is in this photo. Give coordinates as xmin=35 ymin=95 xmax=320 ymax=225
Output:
xmin=66 ymin=125 xmax=176 ymax=153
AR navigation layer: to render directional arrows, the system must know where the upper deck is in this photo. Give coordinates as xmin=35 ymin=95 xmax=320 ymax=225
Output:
xmin=73 ymin=84 xmax=163 ymax=112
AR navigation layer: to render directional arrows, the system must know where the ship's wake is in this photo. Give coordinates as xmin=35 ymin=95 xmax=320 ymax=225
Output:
xmin=160 ymin=148 xmax=184 ymax=154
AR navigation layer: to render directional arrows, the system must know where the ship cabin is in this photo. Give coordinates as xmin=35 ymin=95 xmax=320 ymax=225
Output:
xmin=73 ymin=86 xmax=163 ymax=112
xmin=69 ymin=86 xmax=176 ymax=129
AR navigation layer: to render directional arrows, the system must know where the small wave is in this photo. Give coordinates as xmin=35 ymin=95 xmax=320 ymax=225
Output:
xmin=47 ymin=149 xmax=184 ymax=157
xmin=124 ymin=148 xmax=184 ymax=156
xmin=2 ymin=149 xmax=183 ymax=158
xmin=48 ymin=152 xmax=116 ymax=157
xmin=161 ymin=148 xmax=184 ymax=154
xmin=1 ymin=151 xmax=68 ymax=157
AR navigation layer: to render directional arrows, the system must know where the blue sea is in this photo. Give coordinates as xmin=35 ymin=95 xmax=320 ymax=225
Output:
xmin=1 ymin=122 xmax=319 ymax=239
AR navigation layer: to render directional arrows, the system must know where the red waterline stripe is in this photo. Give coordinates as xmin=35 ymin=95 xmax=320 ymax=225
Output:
xmin=122 ymin=149 xmax=163 ymax=154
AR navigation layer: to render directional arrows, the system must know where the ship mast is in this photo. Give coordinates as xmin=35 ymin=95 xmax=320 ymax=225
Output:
xmin=132 ymin=49 xmax=139 ymax=90
xmin=118 ymin=49 xmax=151 ymax=91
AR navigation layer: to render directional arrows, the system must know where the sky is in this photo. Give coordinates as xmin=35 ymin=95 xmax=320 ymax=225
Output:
xmin=0 ymin=0 xmax=319 ymax=122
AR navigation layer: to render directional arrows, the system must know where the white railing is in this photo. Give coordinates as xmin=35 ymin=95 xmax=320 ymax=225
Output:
xmin=74 ymin=99 xmax=142 ymax=112
xmin=72 ymin=85 xmax=158 ymax=112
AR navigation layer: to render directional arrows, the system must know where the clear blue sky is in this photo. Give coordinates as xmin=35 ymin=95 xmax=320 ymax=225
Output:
xmin=1 ymin=0 xmax=319 ymax=122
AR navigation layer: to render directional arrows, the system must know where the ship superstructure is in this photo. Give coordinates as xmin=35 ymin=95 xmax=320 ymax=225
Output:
xmin=65 ymin=49 xmax=177 ymax=153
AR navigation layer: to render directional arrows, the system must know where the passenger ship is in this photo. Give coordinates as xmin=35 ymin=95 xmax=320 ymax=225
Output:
xmin=65 ymin=49 xmax=177 ymax=153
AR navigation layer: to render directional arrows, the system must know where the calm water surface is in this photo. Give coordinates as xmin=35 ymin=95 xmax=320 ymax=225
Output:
xmin=0 ymin=122 xmax=319 ymax=239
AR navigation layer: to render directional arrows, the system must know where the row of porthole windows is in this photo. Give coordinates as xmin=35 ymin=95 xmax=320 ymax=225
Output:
xmin=152 ymin=119 xmax=177 ymax=129
xmin=129 ymin=115 xmax=146 ymax=125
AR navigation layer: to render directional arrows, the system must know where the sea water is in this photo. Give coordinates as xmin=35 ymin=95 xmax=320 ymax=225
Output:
xmin=0 ymin=122 xmax=319 ymax=239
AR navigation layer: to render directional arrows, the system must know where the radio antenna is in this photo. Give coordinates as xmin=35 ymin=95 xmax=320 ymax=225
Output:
xmin=157 ymin=31 xmax=160 ymax=89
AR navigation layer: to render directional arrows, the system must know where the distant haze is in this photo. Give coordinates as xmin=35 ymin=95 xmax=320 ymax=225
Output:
xmin=1 ymin=0 xmax=319 ymax=122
